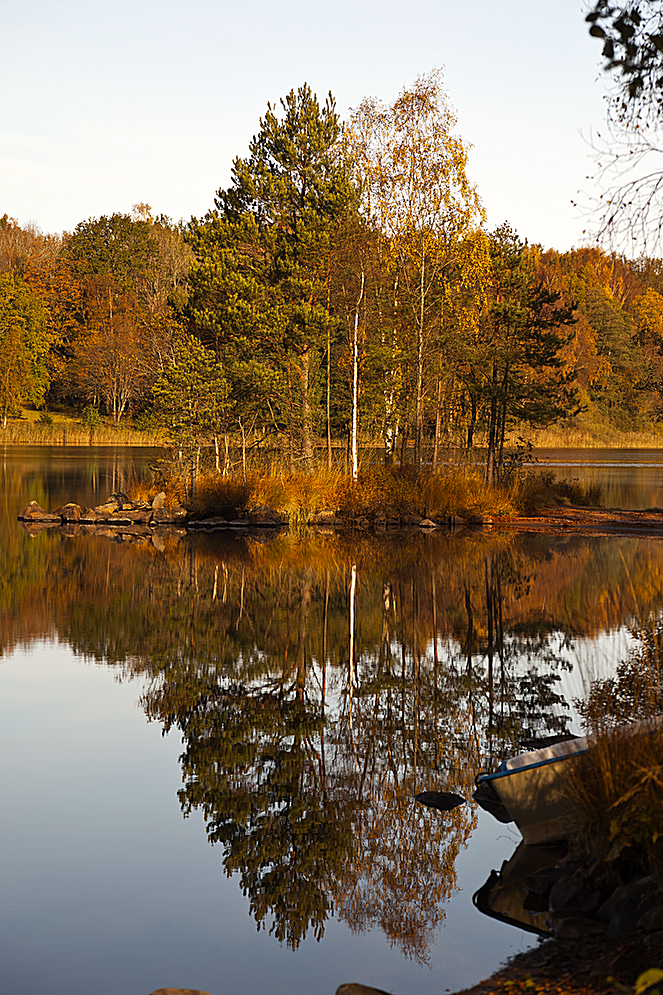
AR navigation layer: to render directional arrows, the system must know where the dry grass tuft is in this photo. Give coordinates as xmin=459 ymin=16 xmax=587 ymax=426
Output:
xmin=153 ymin=461 xmax=530 ymax=523
xmin=511 ymin=470 xmax=604 ymax=513
xmin=570 ymin=619 xmax=663 ymax=879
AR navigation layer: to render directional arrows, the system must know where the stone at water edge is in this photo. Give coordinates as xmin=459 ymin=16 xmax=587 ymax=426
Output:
xmin=414 ymin=790 xmax=466 ymax=811
xmin=17 ymin=501 xmax=61 ymax=522
xmin=248 ymin=504 xmax=287 ymax=525
xmin=468 ymin=513 xmax=493 ymax=526
xmin=336 ymin=985 xmax=395 ymax=995
xmin=152 ymin=491 xmax=166 ymax=509
xmin=151 ymin=506 xmax=188 ymax=525
xmin=53 ymin=502 xmax=82 ymax=522
xmin=149 ymin=989 xmax=217 ymax=995
xmin=419 ymin=518 xmax=438 ymax=529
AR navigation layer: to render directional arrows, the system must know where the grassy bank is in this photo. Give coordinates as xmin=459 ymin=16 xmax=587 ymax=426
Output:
xmin=510 ymin=424 xmax=663 ymax=449
xmin=1 ymin=410 xmax=165 ymax=447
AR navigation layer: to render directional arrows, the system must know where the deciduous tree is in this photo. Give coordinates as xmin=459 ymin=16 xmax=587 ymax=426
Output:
xmin=0 ymin=272 xmax=50 ymax=428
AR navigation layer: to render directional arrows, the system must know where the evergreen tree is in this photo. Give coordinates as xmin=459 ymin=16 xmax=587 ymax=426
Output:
xmin=188 ymin=84 xmax=359 ymax=464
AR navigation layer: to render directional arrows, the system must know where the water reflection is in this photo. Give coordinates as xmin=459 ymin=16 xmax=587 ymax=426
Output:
xmin=6 ymin=509 xmax=663 ymax=961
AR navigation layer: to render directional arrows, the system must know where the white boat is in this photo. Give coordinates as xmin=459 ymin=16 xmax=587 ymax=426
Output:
xmin=474 ymin=717 xmax=663 ymax=845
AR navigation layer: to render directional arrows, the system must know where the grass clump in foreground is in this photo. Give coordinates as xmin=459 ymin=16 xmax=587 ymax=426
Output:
xmin=571 ymin=618 xmax=663 ymax=884
xmin=133 ymin=457 xmax=604 ymax=522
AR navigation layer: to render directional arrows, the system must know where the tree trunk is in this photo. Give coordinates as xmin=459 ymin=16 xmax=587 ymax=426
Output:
xmin=327 ymin=323 xmax=332 ymax=471
xmin=485 ymin=366 xmax=498 ymax=485
xmin=300 ymin=347 xmax=313 ymax=464
xmin=414 ymin=248 xmax=425 ymax=466
xmin=432 ymin=375 xmax=442 ymax=469
xmin=287 ymin=364 xmax=295 ymax=472
xmin=239 ymin=417 xmax=247 ymax=484
xmin=467 ymin=390 xmax=477 ymax=450
xmin=351 ymin=271 xmax=365 ymax=482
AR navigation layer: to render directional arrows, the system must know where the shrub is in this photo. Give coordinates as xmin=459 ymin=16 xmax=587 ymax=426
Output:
xmin=82 ymin=406 xmax=101 ymax=428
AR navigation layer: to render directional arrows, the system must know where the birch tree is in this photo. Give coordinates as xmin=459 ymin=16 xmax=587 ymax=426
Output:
xmin=348 ymin=70 xmax=484 ymax=464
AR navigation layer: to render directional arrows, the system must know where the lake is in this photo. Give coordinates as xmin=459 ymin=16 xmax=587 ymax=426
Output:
xmin=1 ymin=446 xmax=662 ymax=995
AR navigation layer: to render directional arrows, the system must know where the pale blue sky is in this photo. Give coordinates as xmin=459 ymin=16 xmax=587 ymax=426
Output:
xmin=2 ymin=0 xmax=608 ymax=250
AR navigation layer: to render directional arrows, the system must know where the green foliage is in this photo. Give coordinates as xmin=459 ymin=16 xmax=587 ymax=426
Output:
xmin=82 ymin=405 xmax=101 ymax=427
xmin=152 ymin=334 xmax=230 ymax=451
xmin=188 ymin=83 xmax=359 ymax=460
xmin=63 ymin=213 xmax=158 ymax=291
xmin=0 ymin=272 xmax=50 ymax=425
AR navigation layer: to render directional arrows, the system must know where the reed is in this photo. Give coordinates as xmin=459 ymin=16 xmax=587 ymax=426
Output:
xmin=1 ymin=417 xmax=164 ymax=447
xmin=570 ymin=619 xmax=663 ymax=880
xmin=511 ymin=423 xmax=663 ymax=449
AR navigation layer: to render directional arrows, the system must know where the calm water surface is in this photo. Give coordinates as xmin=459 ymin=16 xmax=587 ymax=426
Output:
xmin=533 ymin=447 xmax=663 ymax=509
xmin=2 ymin=446 xmax=663 ymax=995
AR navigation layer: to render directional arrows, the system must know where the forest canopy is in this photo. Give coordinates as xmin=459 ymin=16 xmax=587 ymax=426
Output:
xmin=3 ymin=73 xmax=663 ymax=476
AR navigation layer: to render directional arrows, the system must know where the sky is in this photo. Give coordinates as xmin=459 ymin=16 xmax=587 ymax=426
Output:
xmin=1 ymin=0 xmax=611 ymax=251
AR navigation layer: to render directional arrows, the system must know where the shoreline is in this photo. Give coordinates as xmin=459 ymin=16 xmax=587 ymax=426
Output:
xmin=19 ymin=496 xmax=663 ymax=540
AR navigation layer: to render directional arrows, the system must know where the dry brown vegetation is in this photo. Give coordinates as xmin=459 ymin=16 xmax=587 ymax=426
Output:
xmin=571 ymin=621 xmax=663 ymax=880
xmin=135 ymin=460 xmax=604 ymax=522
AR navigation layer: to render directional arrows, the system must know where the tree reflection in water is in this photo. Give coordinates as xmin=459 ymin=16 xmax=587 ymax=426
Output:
xmin=6 ymin=527 xmax=663 ymax=960
xmin=133 ymin=534 xmax=575 ymax=961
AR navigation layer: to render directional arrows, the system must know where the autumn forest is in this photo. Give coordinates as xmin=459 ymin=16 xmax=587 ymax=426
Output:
xmin=3 ymin=72 xmax=663 ymax=482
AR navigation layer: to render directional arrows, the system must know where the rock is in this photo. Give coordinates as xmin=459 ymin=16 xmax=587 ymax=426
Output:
xmin=336 ymin=985 xmax=394 ymax=995
xmin=549 ymin=914 xmax=606 ymax=941
xmin=151 ymin=534 xmax=166 ymax=552
xmin=152 ymin=491 xmax=167 ymax=509
xmin=468 ymin=513 xmax=494 ymax=526
xmin=107 ymin=491 xmax=130 ymax=506
xmin=420 ymin=518 xmax=438 ymax=529
xmin=94 ymin=503 xmax=119 ymax=516
xmin=449 ymin=514 xmax=467 ymax=530
xmin=414 ymin=790 xmax=465 ymax=811
xmin=151 ymin=506 xmax=188 ymax=525
xmin=120 ymin=509 xmax=151 ymax=523
xmin=17 ymin=501 xmax=61 ymax=522
xmin=192 ymin=516 xmax=228 ymax=529
xmin=149 ymin=989 xmax=217 ymax=995
xmin=247 ymin=505 xmax=286 ymax=526
xmin=53 ymin=502 xmax=82 ymax=522
xmin=402 ymin=513 xmax=423 ymax=526
xmin=309 ymin=508 xmax=336 ymax=525
xmin=79 ymin=507 xmax=98 ymax=523
xmin=638 ymin=905 xmax=663 ymax=931
xmin=599 ymin=876 xmax=662 ymax=941
xmin=549 ymin=875 xmax=585 ymax=912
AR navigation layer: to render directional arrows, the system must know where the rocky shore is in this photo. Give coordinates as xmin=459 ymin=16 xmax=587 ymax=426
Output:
xmin=17 ymin=491 xmax=493 ymax=538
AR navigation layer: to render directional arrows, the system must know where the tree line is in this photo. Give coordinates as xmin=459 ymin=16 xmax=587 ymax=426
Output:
xmin=5 ymin=72 xmax=663 ymax=478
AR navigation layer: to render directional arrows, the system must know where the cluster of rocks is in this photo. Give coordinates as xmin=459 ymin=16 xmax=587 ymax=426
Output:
xmin=19 ymin=494 xmax=495 ymax=537
xmin=528 ymin=850 xmax=663 ymax=956
xmin=308 ymin=509 xmax=492 ymax=531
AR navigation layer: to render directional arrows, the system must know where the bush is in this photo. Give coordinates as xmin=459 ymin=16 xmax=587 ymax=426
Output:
xmin=82 ymin=406 xmax=101 ymax=428
xmin=37 ymin=411 xmax=53 ymax=425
